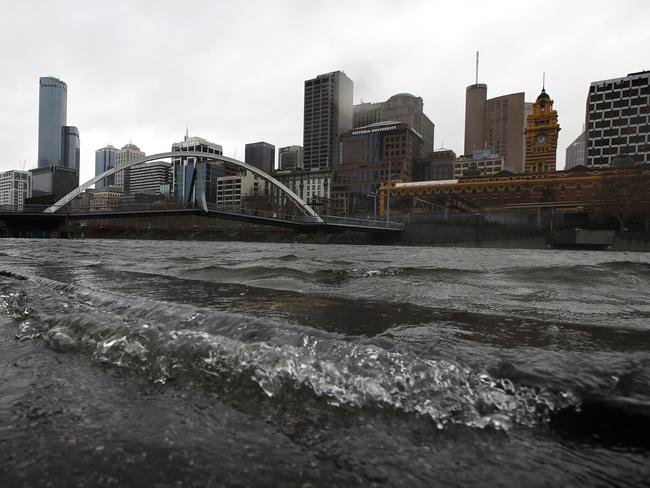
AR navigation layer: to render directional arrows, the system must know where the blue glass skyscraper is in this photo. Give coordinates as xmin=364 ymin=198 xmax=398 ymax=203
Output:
xmin=95 ymin=145 xmax=117 ymax=189
xmin=38 ymin=77 xmax=68 ymax=168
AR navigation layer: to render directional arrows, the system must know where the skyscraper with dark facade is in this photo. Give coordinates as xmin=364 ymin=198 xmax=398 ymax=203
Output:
xmin=332 ymin=121 xmax=424 ymax=210
xmin=62 ymin=126 xmax=80 ymax=174
xmin=353 ymin=93 xmax=435 ymax=153
xmin=278 ymin=145 xmax=304 ymax=170
xmin=303 ymin=71 xmax=353 ymax=171
xmin=245 ymin=142 xmax=275 ymax=173
xmin=95 ymin=145 xmax=118 ymax=189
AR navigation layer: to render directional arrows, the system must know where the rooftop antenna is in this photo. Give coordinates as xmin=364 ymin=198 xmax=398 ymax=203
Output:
xmin=185 ymin=122 xmax=189 ymax=141
xmin=542 ymin=72 xmax=546 ymax=90
xmin=475 ymin=51 xmax=479 ymax=85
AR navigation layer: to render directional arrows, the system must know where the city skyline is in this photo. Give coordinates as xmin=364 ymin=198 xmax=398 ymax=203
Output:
xmin=0 ymin=0 xmax=649 ymax=183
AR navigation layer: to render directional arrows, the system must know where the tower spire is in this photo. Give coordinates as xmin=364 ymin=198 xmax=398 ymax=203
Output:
xmin=542 ymin=72 xmax=546 ymax=91
xmin=475 ymin=51 xmax=479 ymax=85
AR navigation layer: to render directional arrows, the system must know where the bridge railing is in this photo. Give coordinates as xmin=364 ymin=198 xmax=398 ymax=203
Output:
xmin=320 ymin=215 xmax=405 ymax=230
xmin=204 ymin=204 xmax=322 ymax=223
xmin=65 ymin=201 xmax=198 ymax=213
xmin=0 ymin=204 xmax=51 ymax=214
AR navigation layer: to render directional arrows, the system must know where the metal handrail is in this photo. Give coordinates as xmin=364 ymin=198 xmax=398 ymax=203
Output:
xmin=320 ymin=214 xmax=405 ymax=229
xmin=1 ymin=202 xmax=403 ymax=230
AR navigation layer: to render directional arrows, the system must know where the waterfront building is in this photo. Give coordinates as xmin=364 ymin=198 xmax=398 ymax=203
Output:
xmin=115 ymin=143 xmax=145 ymax=192
xmin=524 ymin=87 xmax=560 ymax=174
xmin=353 ymin=93 xmax=435 ymax=153
xmin=128 ymin=161 xmax=172 ymax=196
xmin=215 ymin=173 xmax=256 ymax=207
xmin=464 ymin=83 xmax=529 ymax=173
xmin=303 ymin=71 xmax=353 ymax=171
xmin=37 ymin=77 xmax=67 ymax=168
xmin=585 ymin=70 xmax=650 ymax=167
xmin=273 ymin=167 xmax=332 ymax=203
xmin=28 ymin=166 xmax=78 ymax=201
xmin=88 ymin=187 xmax=124 ymax=211
xmin=379 ymin=165 xmax=650 ymax=219
xmin=0 ymin=170 xmax=31 ymax=210
xmin=413 ymin=149 xmax=456 ymax=182
xmin=454 ymin=149 xmax=505 ymax=179
xmin=332 ymin=121 xmax=424 ymax=211
xmin=95 ymin=145 xmax=118 ymax=189
xmin=245 ymin=142 xmax=275 ymax=174
xmin=565 ymin=131 xmax=586 ymax=169
xmin=171 ymin=134 xmax=224 ymax=202
xmin=278 ymin=145 xmax=304 ymax=170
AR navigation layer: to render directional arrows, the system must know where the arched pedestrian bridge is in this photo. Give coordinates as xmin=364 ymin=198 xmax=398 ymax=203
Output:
xmin=41 ymin=151 xmax=403 ymax=234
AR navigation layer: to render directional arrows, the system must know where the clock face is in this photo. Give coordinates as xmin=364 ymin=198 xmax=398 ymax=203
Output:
xmin=536 ymin=133 xmax=547 ymax=144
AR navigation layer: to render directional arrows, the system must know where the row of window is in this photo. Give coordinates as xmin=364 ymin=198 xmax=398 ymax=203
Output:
xmin=591 ymin=78 xmax=649 ymax=92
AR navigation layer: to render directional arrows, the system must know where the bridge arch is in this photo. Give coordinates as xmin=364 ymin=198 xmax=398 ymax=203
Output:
xmin=43 ymin=151 xmax=323 ymax=222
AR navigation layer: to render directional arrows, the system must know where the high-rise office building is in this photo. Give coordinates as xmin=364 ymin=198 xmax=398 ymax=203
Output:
xmin=278 ymin=145 xmax=304 ymax=170
xmin=0 ymin=170 xmax=31 ymax=210
xmin=303 ymin=71 xmax=353 ymax=171
xmin=95 ymin=145 xmax=118 ymax=189
xmin=565 ymin=131 xmax=586 ymax=169
xmin=128 ymin=161 xmax=172 ymax=196
xmin=245 ymin=141 xmax=275 ymax=173
xmin=29 ymin=166 xmax=78 ymax=201
xmin=171 ymin=135 xmax=224 ymax=202
xmin=38 ymin=77 xmax=67 ymax=168
xmin=332 ymin=121 xmax=424 ymax=206
xmin=30 ymin=76 xmax=80 ymax=202
xmin=115 ymin=143 xmax=145 ymax=192
xmin=61 ymin=126 xmax=80 ymax=176
xmin=353 ymin=93 xmax=435 ymax=153
xmin=585 ymin=70 xmax=650 ymax=167
xmin=464 ymin=83 xmax=488 ymax=156
xmin=464 ymin=84 xmax=529 ymax=173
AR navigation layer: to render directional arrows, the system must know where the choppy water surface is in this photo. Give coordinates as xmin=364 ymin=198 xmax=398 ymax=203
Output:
xmin=1 ymin=239 xmax=649 ymax=487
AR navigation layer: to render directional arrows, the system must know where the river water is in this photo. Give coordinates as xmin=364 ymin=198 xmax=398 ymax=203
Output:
xmin=0 ymin=239 xmax=649 ymax=487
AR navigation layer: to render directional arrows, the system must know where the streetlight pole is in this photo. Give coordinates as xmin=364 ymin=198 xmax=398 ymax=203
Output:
xmin=386 ymin=159 xmax=391 ymax=223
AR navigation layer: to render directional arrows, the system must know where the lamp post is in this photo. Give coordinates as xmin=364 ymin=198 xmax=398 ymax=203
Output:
xmin=367 ymin=192 xmax=377 ymax=219
xmin=386 ymin=159 xmax=392 ymax=223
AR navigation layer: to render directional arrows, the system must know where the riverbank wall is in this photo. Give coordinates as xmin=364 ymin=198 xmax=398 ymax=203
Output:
xmin=3 ymin=213 xmax=650 ymax=251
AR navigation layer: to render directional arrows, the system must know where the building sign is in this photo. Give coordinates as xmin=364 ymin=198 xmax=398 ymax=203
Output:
xmin=351 ymin=125 xmax=398 ymax=136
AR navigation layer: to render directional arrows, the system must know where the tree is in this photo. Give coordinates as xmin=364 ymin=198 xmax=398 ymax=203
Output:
xmin=592 ymin=173 xmax=650 ymax=232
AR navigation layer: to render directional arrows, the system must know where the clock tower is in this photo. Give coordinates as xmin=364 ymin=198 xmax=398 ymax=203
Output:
xmin=524 ymin=87 xmax=560 ymax=173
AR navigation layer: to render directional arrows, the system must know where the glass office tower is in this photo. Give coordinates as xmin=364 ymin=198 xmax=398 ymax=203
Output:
xmin=95 ymin=145 xmax=118 ymax=189
xmin=37 ymin=77 xmax=68 ymax=168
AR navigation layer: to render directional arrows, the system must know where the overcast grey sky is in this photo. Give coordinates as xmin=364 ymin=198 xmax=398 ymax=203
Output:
xmin=1 ymin=0 xmax=649 ymax=182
